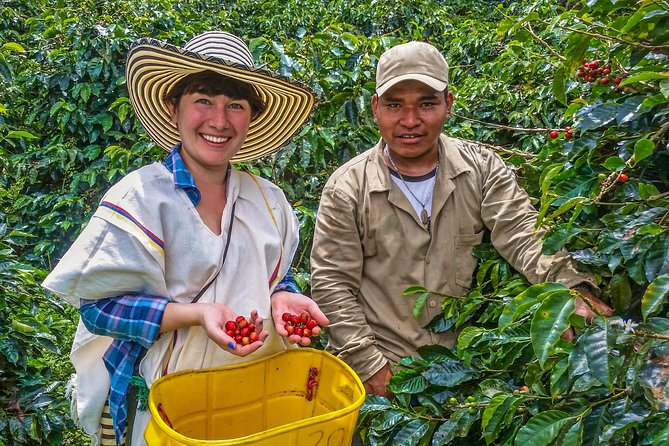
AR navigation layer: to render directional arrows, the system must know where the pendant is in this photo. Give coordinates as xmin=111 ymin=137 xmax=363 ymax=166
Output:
xmin=420 ymin=208 xmax=429 ymax=229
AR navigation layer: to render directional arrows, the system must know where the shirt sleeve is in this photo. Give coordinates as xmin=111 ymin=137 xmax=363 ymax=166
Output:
xmin=480 ymin=149 xmax=598 ymax=290
xmin=79 ymin=294 xmax=169 ymax=349
xmin=272 ymin=267 xmax=302 ymax=294
xmin=310 ymin=185 xmax=388 ymax=382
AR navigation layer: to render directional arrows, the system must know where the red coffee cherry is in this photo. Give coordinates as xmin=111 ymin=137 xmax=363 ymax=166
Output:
xmin=618 ymin=173 xmax=629 ymax=183
xmin=282 ymin=312 xmax=320 ymax=338
xmin=549 ymin=130 xmax=559 ymax=139
xmin=225 ymin=316 xmax=262 ymax=345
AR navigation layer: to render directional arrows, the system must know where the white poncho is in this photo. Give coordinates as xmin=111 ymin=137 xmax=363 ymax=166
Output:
xmin=42 ymin=163 xmax=299 ymax=443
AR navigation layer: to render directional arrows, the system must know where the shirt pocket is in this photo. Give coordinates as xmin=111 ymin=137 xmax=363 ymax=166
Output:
xmin=454 ymin=231 xmax=485 ymax=289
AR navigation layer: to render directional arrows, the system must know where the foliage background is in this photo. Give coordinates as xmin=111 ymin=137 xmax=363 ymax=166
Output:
xmin=0 ymin=0 xmax=667 ymax=444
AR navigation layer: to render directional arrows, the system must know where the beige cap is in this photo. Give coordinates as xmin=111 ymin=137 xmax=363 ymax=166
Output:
xmin=375 ymin=41 xmax=449 ymax=97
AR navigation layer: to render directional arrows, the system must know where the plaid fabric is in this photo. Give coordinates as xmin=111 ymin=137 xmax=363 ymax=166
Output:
xmin=273 ymin=267 xmax=301 ymax=293
xmin=163 ymin=144 xmax=202 ymax=205
xmin=80 ymin=295 xmax=168 ymax=445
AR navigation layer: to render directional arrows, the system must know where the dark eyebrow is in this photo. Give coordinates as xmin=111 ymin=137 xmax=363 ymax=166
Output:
xmin=380 ymin=93 xmax=441 ymax=103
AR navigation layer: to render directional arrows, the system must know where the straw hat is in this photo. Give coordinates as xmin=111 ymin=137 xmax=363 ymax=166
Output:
xmin=125 ymin=31 xmax=316 ymax=163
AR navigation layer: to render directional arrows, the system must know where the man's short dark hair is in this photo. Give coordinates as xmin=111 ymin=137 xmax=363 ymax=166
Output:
xmin=164 ymin=70 xmax=267 ymax=120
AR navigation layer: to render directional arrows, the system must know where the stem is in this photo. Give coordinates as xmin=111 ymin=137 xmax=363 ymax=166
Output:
xmin=659 ymin=210 xmax=669 ymax=226
xmin=650 ymin=120 xmax=669 ymax=143
xmin=522 ymin=23 xmax=566 ymax=61
xmin=633 ymin=330 xmax=669 ymax=341
xmin=454 ymin=113 xmax=552 ymax=133
xmin=551 ymin=22 xmax=669 ymax=52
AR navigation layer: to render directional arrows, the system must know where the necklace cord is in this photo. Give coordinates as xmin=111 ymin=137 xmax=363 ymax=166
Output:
xmin=384 ymin=145 xmax=438 ymax=230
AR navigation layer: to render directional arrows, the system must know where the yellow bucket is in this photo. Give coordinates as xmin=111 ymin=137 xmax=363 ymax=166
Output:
xmin=144 ymin=348 xmax=365 ymax=445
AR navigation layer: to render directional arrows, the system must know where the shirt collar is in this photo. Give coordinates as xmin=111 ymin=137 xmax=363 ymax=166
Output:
xmin=163 ymin=144 xmax=201 ymax=206
xmin=163 ymin=144 xmax=197 ymax=190
xmin=162 ymin=144 xmax=233 ymax=206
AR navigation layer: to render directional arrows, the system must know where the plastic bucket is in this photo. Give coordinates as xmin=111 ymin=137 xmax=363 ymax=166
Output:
xmin=144 ymin=348 xmax=365 ymax=445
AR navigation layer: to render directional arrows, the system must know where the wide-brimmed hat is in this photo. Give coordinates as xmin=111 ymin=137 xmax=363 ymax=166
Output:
xmin=126 ymin=31 xmax=316 ymax=163
xmin=376 ymin=41 xmax=449 ymax=97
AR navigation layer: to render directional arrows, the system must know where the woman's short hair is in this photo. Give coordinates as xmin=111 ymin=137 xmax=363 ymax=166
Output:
xmin=164 ymin=70 xmax=267 ymax=120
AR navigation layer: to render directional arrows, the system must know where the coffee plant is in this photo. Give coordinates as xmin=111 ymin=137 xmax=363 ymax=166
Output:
xmin=0 ymin=0 xmax=666 ymax=444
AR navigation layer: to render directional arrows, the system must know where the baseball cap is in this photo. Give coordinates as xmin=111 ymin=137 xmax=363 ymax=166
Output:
xmin=375 ymin=41 xmax=449 ymax=97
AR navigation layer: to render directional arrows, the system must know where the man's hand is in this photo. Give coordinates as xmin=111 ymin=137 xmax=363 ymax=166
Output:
xmin=271 ymin=291 xmax=329 ymax=346
xmin=363 ymin=364 xmax=394 ymax=399
xmin=563 ymin=287 xmax=614 ymax=341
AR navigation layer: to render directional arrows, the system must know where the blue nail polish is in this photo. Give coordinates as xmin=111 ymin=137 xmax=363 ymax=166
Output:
xmin=228 ymin=342 xmax=235 ymax=349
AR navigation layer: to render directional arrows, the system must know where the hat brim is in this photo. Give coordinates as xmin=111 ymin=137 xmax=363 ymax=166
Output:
xmin=126 ymin=38 xmax=316 ymax=163
xmin=376 ymin=74 xmax=447 ymax=97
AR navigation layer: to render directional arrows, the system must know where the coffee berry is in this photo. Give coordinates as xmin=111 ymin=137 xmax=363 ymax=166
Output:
xmin=282 ymin=312 xmax=319 ymax=338
xmin=225 ymin=315 xmax=260 ymax=345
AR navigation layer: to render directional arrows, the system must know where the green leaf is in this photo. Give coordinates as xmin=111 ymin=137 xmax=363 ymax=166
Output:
xmin=599 ymin=402 xmax=650 ymax=443
xmin=644 ymin=238 xmax=669 ymax=283
xmin=641 ymin=274 xmax=669 ymax=322
xmin=5 ymin=130 xmax=39 ymax=140
xmin=403 ymin=286 xmax=429 ymax=295
xmin=576 ymin=103 xmax=619 ymax=132
xmin=360 ymin=395 xmax=392 ymax=413
xmin=2 ymin=42 xmax=25 ymax=53
xmin=388 ymin=368 xmax=427 ymax=394
xmin=609 ymin=273 xmax=632 ymax=312
xmin=371 ymin=409 xmax=407 ymax=431
xmin=550 ymin=357 xmax=570 ymax=397
xmin=392 ymin=418 xmax=432 ymax=446
xmin=620 ymin=71 xmax=669 ymax=86
xmin=416 ymin=344 xmax=456 ymax=362
xmin=562 ymin=419 xmax=583 ymax=446
xmin=552 ymin=66 xmax=567 ymax=106
xmin=422 ymin=359 xmax=480 ymax=387
xmin=413 ymin=291 xmax=429 ymax=320
xmin=583 ymin=326 xmax=610 ymax=387
xmin=514 ymin=410 xmax=575 ymax=446
xmin=531 ymin=291 xmax=575 ymax=367
xmin=478 ymin=379 xmax=512 ymax=398
xmin=431 ymin=409 xmax=476 ymax=445
xmin=581 ymin=405 xmax=607 ymax=445
xmin=650 ymin=421 xmax=669 ymax=445
xmin=482 ymin=393 xmax=522 ymax=444
xmin=633 ymin=138 xmax=655 ymax=165
xmin=550 ymin=196 xmax=586 ymax=220
xmin=602 ymin=156 xmax=626 ymax=171
xmin=499 ymin=283 xmax=566 ymax=327
xmin=540 ymin=164 xmax=564 ymax=194
xmin=457 ymin=326 xmax=485 ymax=356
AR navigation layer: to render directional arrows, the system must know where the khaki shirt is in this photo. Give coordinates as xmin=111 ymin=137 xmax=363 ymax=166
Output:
xmin=311 ymin=135 xmax=596 ymax=382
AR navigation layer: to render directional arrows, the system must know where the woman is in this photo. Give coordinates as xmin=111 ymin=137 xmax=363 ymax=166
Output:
xmin=42 ymin=31 xmax=327 ymax=445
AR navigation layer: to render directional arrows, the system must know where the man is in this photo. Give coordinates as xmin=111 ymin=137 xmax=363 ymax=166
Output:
xmin=310 ymin=41 xmax=612 ymax=399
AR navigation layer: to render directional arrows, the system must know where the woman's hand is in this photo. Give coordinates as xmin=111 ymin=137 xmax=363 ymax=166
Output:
xmin=202 ymin=307 xmax=269 ymax=356
xmin=271 ymin=291 xmax=329 ymax=346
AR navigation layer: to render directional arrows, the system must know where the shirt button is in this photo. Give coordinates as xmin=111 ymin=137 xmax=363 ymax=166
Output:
xmin=429 ymin=299 xmax=437 ymax=308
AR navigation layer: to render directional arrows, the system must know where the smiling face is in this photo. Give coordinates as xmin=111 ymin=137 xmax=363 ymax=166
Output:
xmin=165 ymin=71 xmax=266 ymax=178
xmin=372 ymin=79 xmax=453 ymax=169
xmin=168 ymin=92 xmax=252 ymax=175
